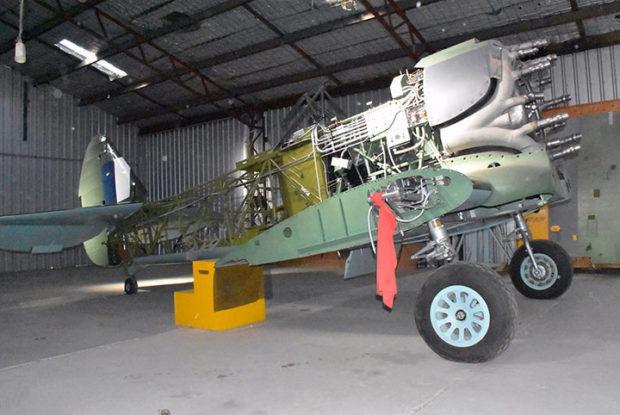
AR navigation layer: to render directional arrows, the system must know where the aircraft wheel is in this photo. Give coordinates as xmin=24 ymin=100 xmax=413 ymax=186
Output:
xmin=510 ymin=240 xmax=573 ymax=299
xmin=124 ymin=277 xmax=138 ymax=295
xmin=415 ymin=262 xmax=517 ymax=363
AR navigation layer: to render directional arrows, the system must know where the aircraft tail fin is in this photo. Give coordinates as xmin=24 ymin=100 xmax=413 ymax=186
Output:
xmin=79 ymin=135 xmax=146 ymax=265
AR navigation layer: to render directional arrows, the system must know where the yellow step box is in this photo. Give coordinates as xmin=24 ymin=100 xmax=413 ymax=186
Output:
xmin=174 ymin=260 xmax=265 ymax=331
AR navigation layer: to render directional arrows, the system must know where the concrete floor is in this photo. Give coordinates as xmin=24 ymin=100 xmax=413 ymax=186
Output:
xmin=0 ymin=264 xmax=619 ymax=414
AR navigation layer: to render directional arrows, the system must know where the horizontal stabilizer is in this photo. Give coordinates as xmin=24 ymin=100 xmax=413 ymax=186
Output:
xmin=0 ymin=203 xmax=142 ymax=254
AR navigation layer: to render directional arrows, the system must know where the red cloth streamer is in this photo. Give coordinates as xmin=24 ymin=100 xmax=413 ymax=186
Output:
xmin=369 ymin=192 xmax=398 ymax=309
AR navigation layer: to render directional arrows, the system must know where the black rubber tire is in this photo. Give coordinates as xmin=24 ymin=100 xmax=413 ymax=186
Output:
xmin=510 ymin=240 xmax=573 ymax=299
xmin=415 ymin=262 xmax=517 ymax=363
xmin=124 ymin=277 xmax=138 ymax=295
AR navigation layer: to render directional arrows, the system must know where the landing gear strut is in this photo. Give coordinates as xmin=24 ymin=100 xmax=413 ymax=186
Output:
xmin=509 ymin=213 xmax=573 ymax=299
xmin=413 ymin=219 xmax=517 ymax=362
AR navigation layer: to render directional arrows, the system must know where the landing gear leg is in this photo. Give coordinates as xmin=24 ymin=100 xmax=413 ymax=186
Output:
xmin=509 ymin=213 xmax=573 ymax=299
xmin=124 ymin=276 xmax=138 ymax=295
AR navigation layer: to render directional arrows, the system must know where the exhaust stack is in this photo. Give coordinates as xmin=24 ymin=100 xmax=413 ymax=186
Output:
xmin=546 ymin=133 xmax=582 ymax=149
xmin=550 ymin=145 xmax=581 ymax=160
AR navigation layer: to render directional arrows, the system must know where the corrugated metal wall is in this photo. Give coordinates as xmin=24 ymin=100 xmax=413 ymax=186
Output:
xmin=550 ymin=44 xmax=620 ymax=105
xmin=139 ymin=120 xmax=248 ymax=200
xmin=0 ymin=65 xmax=138 ymax=273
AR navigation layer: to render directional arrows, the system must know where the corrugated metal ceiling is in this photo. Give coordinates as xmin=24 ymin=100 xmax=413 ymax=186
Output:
xmin=1 ymin=0 xmax=619 ymax=135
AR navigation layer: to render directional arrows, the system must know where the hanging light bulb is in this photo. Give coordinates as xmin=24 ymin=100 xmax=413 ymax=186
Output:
xmin=15 ymin=38 xmax=26 ymax=64
xmin=15 ymin=0 xmax=26 ymax=64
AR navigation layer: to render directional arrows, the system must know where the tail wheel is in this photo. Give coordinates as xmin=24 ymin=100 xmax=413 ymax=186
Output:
xmin=510 ymin=240 xmax=573 ymax=299
xmin=415 ymin=262 xmax=517 ymax=363
xmin=124 ymin=277 xmax=138 ymax=295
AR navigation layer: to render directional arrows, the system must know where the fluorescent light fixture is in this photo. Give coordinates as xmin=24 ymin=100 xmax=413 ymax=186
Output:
xmin=325 ymin=0 xmax=357 ymax=10
xmin=55 ymin=38 xmax=127 ymax=80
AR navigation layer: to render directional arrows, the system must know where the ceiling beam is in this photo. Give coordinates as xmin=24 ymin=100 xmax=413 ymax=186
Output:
xmin=546 ymin=29 xmax=620 ymax=55
xmin=428 ymin=1 xmax=620 ymax=50
xmin=79 ymin=0 xmax=444 ymax=106
xmin=33 ymin=0 xmax=254 ymax=86
xmin=120 ymin=1 xmax=620 ymax=126
xmin=357 ymin=0 xmax=420 ymax=62
xmin=241 ymin=3 xmax=341 ymax=86
xmin=30 ymin=0 xmax=251 ymax=123
xmin=569 ymin=0 xmax=587 ymax=39
xmin=136 ymin=8 xmax=620 ymax=134
xmin=81 ymin=0 xmax=620 ymax=108
xmin=117 ymin=48 xmax=406 ymax=125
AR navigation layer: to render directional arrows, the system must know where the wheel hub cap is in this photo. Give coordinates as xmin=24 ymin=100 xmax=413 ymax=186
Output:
xmin=521 ymin=253 xmax=558 ymax=290
xmin=430 ymin=285 xmax=491 ymax=348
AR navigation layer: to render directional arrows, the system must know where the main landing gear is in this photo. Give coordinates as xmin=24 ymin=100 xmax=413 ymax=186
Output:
xmin=415 ymin=262 xmax=517 ymax=362
xmin=412 ymin=213 xmax=573 ymax=362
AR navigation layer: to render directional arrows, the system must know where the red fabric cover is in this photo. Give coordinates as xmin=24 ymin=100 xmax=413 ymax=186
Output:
xmin=369 ymin=192 xmax=398 ymax=309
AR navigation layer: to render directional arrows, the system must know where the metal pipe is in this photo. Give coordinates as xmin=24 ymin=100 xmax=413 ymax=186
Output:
xmin=545 ymin=133 xmax=582 ymax=149
xmin=535 ymin=113 xmax=569 ymax=130
xmin=540 ymin=94 xmax=572 ymax=109
xmin=510 ymin=39 xmax=549 ymax=51
xmin=550 ymin=145 xmax=581 ymax=160
xmin=516 ymin=47 xmax=539 ymax=59
xmin=513 ymin=213 xmax=544 ymax=277
xmin=517 ymin=60 xmax=552 ymax=77
xmin=538 ymin=77 xmax=552 ymax=87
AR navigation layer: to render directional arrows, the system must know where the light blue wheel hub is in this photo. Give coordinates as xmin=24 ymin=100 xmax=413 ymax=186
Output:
xmin=520 ymin=253 xmax=558 ymax=290
xmin=430 ymin=285 xmax=491 ymax=348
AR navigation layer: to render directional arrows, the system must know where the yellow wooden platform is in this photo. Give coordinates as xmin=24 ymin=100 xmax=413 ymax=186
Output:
xmin=174 ymin=260 xmax=265 ymax=331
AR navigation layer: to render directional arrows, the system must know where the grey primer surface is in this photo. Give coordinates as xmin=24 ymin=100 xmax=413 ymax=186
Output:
xmin=1 ymin=265 xmax=619 ymax=414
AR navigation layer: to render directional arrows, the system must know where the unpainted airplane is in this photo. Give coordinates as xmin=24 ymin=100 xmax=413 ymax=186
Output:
xmin=0 ymin=38 xmax=581 ymax=362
